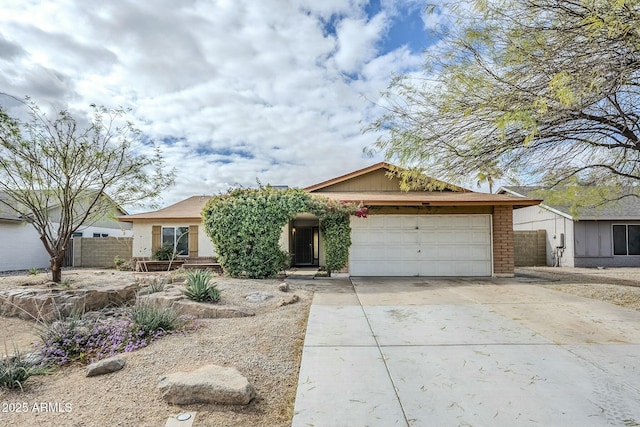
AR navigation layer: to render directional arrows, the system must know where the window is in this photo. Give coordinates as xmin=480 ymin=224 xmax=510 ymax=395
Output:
xmin=613 ymin=224 xmax=640 ymax=255
xmin=72 ymin=232 xmax=83 ymax=238
xmin=92 ymin=233 xmax=109 ymax=238
xmin=162 ymin=226 xmax=189 ymax=256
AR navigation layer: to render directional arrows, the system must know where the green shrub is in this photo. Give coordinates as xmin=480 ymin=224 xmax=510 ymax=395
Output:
xmin=28 ymin=268 xmax=39 ymax=276
xmin=114 ymin=256 xmax=132 ymax=271
xmin=1 ymin=349 xmax=36 ymax=391
xmin=202 ymin=187 xmax=359 ymax=278
xmin=184 ymin=270 xmax=220 ymax=303
xmin=37 ymin=306 xmax=185 ymax=365
xmin=130 ymin=302 xmax=183 ymax=338
xmin=152 ymin=245 xmax=175 ymax=261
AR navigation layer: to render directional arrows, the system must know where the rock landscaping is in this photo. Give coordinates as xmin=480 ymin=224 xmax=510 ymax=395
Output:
xmin=86 ymin=356 xmax=126 ymax=377
xmin=0 ymin=282 xmax=138 ymax=320
xmin=157 ymin=364 xmax=256 ymax=405
xmin=0 ymin=268 xmax=314 ymax=427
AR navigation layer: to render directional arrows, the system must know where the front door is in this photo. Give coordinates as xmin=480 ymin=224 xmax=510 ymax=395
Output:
xmin=294 ymin=227 xmax=314 ymax=265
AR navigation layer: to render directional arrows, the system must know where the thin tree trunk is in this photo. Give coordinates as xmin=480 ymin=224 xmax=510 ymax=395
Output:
xmin=50 ymin=256 xmax=63 ymax=283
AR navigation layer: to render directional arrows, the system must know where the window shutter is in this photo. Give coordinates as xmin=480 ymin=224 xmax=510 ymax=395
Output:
xmin=152 ymin=225 xmax=161 ymax=252
xmin=189 ymin=225 xmax=199 ymax=258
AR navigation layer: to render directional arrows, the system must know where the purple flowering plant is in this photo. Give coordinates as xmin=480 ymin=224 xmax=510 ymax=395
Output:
xmin=37 ymin=305 xmax=199 ymax=365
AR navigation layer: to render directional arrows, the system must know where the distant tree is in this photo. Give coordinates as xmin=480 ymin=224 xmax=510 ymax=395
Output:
xmin=475 ymin=161 xmax=502 ymax=194
xmin=0 ymin=96 xmax=175 ymax=282
xmin=368 ymin=0 xmax=640 ymax=195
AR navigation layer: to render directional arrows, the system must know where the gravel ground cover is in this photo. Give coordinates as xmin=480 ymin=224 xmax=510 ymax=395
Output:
xmin=0 ymin=269 xmax=312 ymax=427
xmin=1 ymin=266 xmax=639 ymax=426
xmin=517 ymin=266 xmax=640 ymax=311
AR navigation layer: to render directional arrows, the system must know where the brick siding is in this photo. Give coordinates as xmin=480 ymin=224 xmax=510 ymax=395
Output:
xmin=492 ymin=206 xmax=514 ymax=277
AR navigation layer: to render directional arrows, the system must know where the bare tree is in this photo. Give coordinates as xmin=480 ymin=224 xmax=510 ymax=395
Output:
xmin=0 ymin=96 xmax=175 ymax=282
xmin=368 ymin=0 xmax=640 ymax=194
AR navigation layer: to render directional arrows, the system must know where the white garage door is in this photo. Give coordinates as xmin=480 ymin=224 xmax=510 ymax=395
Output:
xmin=349 ymin=215 xmax=492 ymax=276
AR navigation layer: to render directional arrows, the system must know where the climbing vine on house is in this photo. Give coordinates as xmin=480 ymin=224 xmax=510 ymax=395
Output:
xmin=202 ymin=186 xmax=367 ymax=279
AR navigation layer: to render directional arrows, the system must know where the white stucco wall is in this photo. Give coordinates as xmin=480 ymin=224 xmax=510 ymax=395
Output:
xmin=0 ymin=221 xmax=50 ymax=271
xmin=512 ymin=205 xmax=575 ymax=267
xmin=130 ymin=222 xmax=215 ymax=258
xmin=72 ymin=225 xmax=133 ymax=238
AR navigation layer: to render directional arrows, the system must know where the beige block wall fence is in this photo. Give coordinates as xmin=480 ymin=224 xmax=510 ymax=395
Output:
xmin=72 ymin=237 xmax=133 ymax=268
xmin=513 ymin=230 xmax=547 ymax=267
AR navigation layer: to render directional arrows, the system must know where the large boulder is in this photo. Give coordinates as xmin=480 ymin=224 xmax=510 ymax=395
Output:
xmin=140 ymin=292 xmax=254 ymax=319
xmin=157 ymin=365 xmax=256 ymax=405
xmin=0 ymin=283 xmax=138 ymax=320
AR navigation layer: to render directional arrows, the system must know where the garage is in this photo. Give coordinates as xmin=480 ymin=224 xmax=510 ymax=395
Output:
xmin=349 ymin=214 xmax=492 ymax=276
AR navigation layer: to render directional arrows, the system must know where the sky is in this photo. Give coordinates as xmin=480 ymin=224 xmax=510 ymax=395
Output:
xmin=0 ymin=0 xmax=446 ymax=210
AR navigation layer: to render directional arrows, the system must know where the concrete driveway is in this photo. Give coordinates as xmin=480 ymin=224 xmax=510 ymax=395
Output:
xmin=292 ymin=277 xmax=640 ymax=427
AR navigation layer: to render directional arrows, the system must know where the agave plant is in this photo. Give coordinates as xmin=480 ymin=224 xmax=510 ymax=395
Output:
xmin=1 ymin=349 xmax=34 ymax=391
xmin=184 ymin=270 xmax=220 ymax=303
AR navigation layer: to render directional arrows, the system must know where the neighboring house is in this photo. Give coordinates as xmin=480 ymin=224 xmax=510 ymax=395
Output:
xmin=499 ymin=186 xmax=640 ymax=268
xmin=0 ymin=192 xmax=133 ymax=272
xmin=121 ymin=163 xmax=540 ymax=277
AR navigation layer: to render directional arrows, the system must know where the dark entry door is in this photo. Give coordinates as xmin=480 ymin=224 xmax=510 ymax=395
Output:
xmin=295 ymin=227 xmax=314 ymax=265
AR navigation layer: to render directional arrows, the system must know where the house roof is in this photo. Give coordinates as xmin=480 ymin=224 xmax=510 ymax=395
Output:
xmin=118 ymin=195 xmax=213 ymax=222
xmin=499 ymin=186 xmax=640 ymax=220
xmin=307 ymin=163 xmax=539 ymax=208
xmin=305 ymin=162 xmax=471 ymax=193
xmin=120 ymin=164 xmax=541 ymax=222
xmin=0 ymin=192 xmax=22 ymax=221
xmin=0 ymin=190 xmax=129 ymax=222
xmin=316 ymin=191 xmax=540 ymax=208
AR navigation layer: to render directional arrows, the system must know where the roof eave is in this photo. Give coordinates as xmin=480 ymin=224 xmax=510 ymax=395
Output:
xmin=118 ymin=216 xmax=203 ymax=222
xmin=330 ymin=198 xmax=543 ymax=207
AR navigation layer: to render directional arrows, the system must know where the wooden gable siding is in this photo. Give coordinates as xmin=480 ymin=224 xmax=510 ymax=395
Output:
xmin=312 ymin=169 xmax=400 ymax=192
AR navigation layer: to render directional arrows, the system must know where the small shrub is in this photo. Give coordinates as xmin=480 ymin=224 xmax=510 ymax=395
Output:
xmin=114 ymin=256 xmax=132 ymax=271
xmin=37 ymin=305 xmax=185 ymax=365
xmin=184 ymin=270 xmax=220 ymax=303
xmin=138 ymin=277 xmax=166 ymax=295
xmin=0 ymin=349 xmax=34 ymax=391
xmin=129 ymin=302 xmax=183 ymax=338
xmin=152 ymin=245 xmax=175 ymax=261
xmin=28 ymin=268 xmax=39 ymax=276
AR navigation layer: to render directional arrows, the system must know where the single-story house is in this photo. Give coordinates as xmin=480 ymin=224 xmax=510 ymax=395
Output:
xmin=120 ymin=163 xmax=540 ymax=277
xmin=0 ymin=192 xmax=133 ymax=271
xmin=118 ymin=195 xmax=215 ymax=261
xmin=499 ymin=186 xmax=640 ymax=267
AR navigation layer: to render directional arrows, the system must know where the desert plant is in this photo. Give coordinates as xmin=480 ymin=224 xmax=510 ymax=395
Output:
xmin=149 ymin=277 xmax=166 ymax=293
xmin=184 ymin=270 xmax=220 ymax=303
xmin=137 ymin=277 xmax=166 ymax=296
xmin=114 ymin=256 xmax=132 ymax=271
xmin=152 ymin=245 xmax=175 ymax=261
xmin=0 ymin=349 xmax=34 ymax=391
xmin=28 ymin=268 xmax=39 ymax=276
xmin=37 ymin=305 xmax=185 ymax=365
xmin=129 ymin=301 xmax=183 ymax=338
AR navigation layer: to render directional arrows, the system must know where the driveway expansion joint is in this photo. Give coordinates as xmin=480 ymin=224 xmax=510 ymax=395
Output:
xmin=349 ymin=277 xmax=411 ymax=427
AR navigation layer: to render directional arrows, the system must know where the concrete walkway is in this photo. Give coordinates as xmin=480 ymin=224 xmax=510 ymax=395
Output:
xmin=292 ymin=277 xmax=640 ymax=427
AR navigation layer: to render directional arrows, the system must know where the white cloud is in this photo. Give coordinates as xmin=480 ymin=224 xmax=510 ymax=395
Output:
xmin=0 ymin=0 xmax=425 ymax=208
